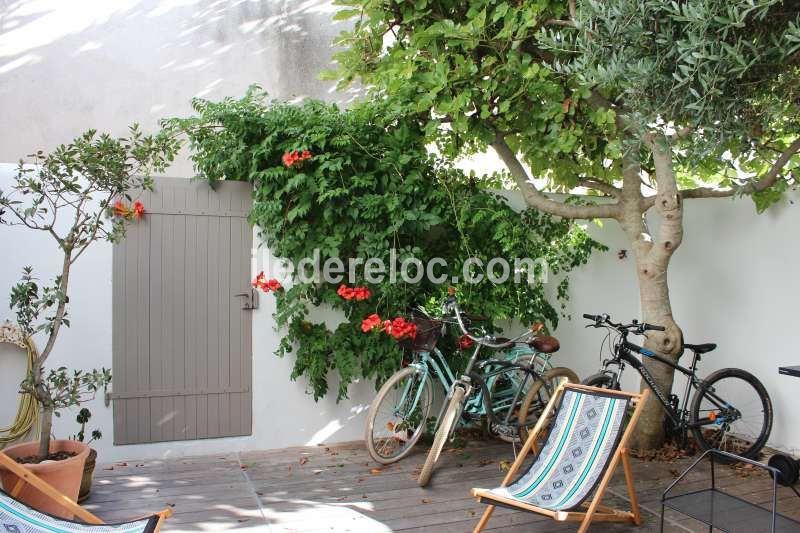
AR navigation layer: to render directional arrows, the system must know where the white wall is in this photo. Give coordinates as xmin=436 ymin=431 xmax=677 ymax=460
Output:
xmin=0 ymin=0 xmax=354 ymax=175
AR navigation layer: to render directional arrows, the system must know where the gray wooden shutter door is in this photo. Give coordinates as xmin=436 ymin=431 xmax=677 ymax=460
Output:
xmin=112 ymin=178 xmax=253 ymax=445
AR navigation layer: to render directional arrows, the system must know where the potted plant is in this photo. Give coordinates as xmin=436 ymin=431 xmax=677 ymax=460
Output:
xmin=0 ymin=126 xmax=179 ymax=518
xmin=72 ymin=408 xmax=102 ymax=502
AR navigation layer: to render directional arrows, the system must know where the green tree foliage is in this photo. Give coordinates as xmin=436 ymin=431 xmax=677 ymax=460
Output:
xmin=168 ymin=89 xmax=605 ymax=400
xmin=328 ymin=0 xmax=799 ymax=207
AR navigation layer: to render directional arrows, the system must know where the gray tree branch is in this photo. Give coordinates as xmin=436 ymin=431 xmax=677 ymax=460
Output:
xmin=491 ymin=135 xmax=620 ymax=219
xmin=680 ymin=138 xmax=800 ymax=200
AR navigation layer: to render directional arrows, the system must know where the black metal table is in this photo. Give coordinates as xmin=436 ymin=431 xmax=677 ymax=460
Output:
xmin=661 ymin=449 xmax=800 ymax=532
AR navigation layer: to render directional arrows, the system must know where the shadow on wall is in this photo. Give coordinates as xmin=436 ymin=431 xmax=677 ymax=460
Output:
xmin=0 ymin=0 xmax=364 ymax=165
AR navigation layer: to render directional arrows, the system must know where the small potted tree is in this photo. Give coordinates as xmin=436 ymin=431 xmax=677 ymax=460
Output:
xmin=0 ymin=126 xmax=179 ymax=517
xmin=72 ymin=408 xmax=102 ymax=502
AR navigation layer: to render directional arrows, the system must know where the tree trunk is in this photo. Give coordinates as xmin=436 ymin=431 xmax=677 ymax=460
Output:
xmin=33 ymin=246 xmax=72 ymax=460
xmin=38 ymin=406 xmax=54 ymax=459
xmin=494 ymin=130 xmax=687 ymax=451
xmin=628 ymin=248 xmax=682 ymax=449
xmin=620 ymin=136 xmax=685 ymax=450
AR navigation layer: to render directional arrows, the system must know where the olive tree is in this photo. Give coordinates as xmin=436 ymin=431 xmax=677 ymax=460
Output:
xmin=1 ymin=126 xmax=179 ymax=459
xmin=328 ymin=0 xmax=800 ymax=448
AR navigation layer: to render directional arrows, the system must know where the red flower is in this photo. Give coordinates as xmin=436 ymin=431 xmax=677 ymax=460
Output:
xmin=282 ymin=151 xmax=298 ymax=167
xmin=383 ymin=317 xmax=416 ymax=340
xmin=132 ymin=201 xmax=145 ymax=219
xmin=354 ymin=287 xmax=372 ymax=301
xmin=337 ymin=284 xmax=371 ymax=301
xmin=252 ymin=272 xmax=282 ymax=292
xmin=361 ymin=314 xmax=382 ymax=333
xmin=113 ymin=200 xmax=129 ymax=217
xmin=282 ymin=150 xmax=313 ymax=168
xmin=459 ymin=334 xmax=474 ymax=350
xmin=252 ymin=271 xmax=267 ymax=289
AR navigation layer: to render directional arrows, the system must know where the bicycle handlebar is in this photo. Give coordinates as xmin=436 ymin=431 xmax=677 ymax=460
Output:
xmin=444 ymin=295 xmax=524 ymax=349
xmin=583 ymin=313 xmax=665 ymax=333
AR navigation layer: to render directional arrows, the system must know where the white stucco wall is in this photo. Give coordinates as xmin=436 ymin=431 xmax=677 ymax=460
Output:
xmin=1 ymin=0 xmax=799 ymax=461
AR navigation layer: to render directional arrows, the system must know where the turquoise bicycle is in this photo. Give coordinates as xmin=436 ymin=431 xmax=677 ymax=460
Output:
xmin=364 ymin=291 xmax=579 ymax=475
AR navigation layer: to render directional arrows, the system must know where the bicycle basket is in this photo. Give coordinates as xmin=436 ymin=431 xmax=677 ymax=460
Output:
xmin=397 ymin=316 xmax=443 ymax=352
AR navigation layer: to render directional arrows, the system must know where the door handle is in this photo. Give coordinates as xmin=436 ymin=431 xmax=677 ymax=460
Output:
xmin=234 ymin=289 xmax=259 ymax=310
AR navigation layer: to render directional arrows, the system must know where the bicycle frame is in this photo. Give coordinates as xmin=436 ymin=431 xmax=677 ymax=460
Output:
xmin=397 ymin=344 xmax=553 ymax=435
xmin=603 ymin=339 xmax=733 ymax=432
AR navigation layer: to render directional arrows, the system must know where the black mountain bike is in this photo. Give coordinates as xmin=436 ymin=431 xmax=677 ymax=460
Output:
xmin=582 ymin=313 xmax=773 ymax=459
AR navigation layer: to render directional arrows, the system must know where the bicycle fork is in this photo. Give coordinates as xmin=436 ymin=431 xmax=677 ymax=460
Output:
xmin=432 ymin=378 xmax=472 ymax=437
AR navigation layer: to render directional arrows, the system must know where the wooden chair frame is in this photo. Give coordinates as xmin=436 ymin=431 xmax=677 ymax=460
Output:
xmin=0 ymin=451 xmax=171 ymax=531
xmin=471 ymin=382 xmax=649 ymax=533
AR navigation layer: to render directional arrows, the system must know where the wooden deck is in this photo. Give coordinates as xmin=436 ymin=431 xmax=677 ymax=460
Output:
xmin=84 ymin=440 xmax=800 ymax=532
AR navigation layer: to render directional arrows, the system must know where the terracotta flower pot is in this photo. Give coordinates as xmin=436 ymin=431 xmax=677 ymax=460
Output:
xmin=0 ymin=440 xmax=90 ymax=519
xmin=78 ymin=447 xmax=97 ymax=503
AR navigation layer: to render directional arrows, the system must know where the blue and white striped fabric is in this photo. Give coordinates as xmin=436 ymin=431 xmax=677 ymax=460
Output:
xmin=483 ymin=389 xmax=629 ymax=511
xmin=0 ymin=491 xmax=157 ymax=533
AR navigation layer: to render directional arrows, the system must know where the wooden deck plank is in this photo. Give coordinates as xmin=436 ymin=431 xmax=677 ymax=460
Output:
xmin=84 ymin=440 xmax=798 ymax=532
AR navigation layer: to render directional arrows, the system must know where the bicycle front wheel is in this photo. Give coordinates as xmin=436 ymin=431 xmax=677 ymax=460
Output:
xmin=418 ymin=385 xmax=465 ymax=487
xmin=690 ymin=368 xmax=773 ymax=460
xmin=365 ymin=366 xmax=433 ymax=464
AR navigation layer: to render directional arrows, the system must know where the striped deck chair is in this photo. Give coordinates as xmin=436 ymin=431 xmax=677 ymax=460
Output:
xmin=0 ymin=452 xmax=170 ymax=532
xmin=471 ymin=382 xmax=649 ymax=533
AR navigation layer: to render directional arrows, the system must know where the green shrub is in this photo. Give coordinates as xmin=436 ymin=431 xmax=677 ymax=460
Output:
xmin=167 ymin=88 xmax=605 ymax=400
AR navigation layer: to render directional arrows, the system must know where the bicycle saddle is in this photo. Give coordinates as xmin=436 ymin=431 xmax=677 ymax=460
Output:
xmin=529 ymin=335 xmax=560 ymax=354
xmin=683 ymin=342 xmax=716 ymax=354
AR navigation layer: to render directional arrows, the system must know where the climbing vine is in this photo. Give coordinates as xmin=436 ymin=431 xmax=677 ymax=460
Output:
xmin=168 ymin=88 xmax=606 ymax=400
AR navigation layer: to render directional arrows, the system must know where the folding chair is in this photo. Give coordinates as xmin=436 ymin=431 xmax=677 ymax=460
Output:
xmin=0 ymin=451 xmax=171 ymax=532
xmin=471 ymin=382 xmax=649 ymax=533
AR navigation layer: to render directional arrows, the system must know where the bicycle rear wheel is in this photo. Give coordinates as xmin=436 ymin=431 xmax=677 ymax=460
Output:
xmin=581 ymin=372 xmax=619 ymax=389
xmin=418 ymin=386 xmax=465 ymax=487
xmin=690 ymin=368 xmax=772 ymax=460
xmin=486 ymin=355 xmax=547 ymax=443
xmin=365 ymin=367 xmax=433 ymax=464
xmin=517 ymin=367 xmax=579 ymax=443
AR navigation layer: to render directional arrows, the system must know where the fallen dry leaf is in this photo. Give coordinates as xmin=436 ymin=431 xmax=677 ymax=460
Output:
xmin=299 ymin=457 xmax=309 ymax=465
xmin=421 ymin=499 xmax=432 ymax=504
xmin=499 ymin=460 xmax=513 ymax=472
xmin=370 ymin=467 xmax=384 ymax=475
